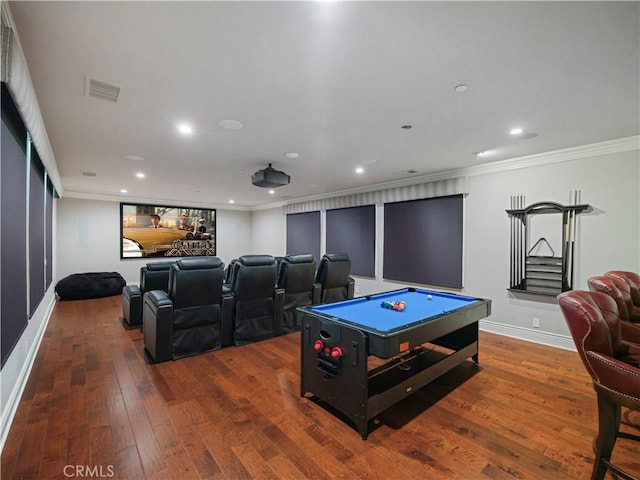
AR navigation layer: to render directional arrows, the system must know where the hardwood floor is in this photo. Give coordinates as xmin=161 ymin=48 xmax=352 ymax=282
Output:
xmin=2 ymin=295 xmax=639 ymax=480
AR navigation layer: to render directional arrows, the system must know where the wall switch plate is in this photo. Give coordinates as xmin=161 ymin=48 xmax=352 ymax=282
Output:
xmin=532 ymin=317 xmax=540 ymax=328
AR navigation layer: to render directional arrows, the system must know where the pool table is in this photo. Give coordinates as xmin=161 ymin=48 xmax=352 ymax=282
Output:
xmin=298 ymin=287 xmax=491 ymax=439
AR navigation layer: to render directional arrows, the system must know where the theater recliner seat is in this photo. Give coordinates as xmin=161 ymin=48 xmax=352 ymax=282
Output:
xmin=228 ymin=254 xmax=284 ymax=346
xmin=143 ymin=257 xmax=233 ymax=363
xmin=276 ymin=253 xmax=321 ymax=334
xmin=122 ymin=261 xmax=175 ymax=329
xmin=314 ymin=253 xmax=355 ymax=304
xmin=224 ymin=258 xmax=238 ymax=286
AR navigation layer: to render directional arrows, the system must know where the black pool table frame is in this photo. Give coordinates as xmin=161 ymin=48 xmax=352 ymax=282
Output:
xmin=298 ymin=292 xmax=491 ymax=439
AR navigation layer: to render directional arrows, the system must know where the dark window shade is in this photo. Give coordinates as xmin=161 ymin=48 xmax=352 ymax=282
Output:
xmin=383 ymin=195 xmax=463 ymax=288
xmin=286 ymin=211 xmax=321 ymax=264
xmin=29 ymin=145 xmax=46 ymax=316
xmin=46 ymin=177 xmax=54 ymax=289
xmin=1 ymin=84 xmax=28 ymax=367
xmin=326 ymin=205 xmax=375 ymax=277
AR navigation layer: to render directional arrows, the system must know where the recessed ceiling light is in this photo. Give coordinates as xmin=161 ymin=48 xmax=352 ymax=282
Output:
xmin=355 ymin=167 xmax=364 ymax=174
xmin=124 ymin=154 xmax=144 ymax=161
xmin=268 ymin=190 xmax=275 ymax=195
xmin=229 ymin=199 xmax=235 ymax=204
xmin=284 ymin=152 xmax=299 ymax=159
xmin=510 ymin=127 xmax=523 ymax=136
xmin=136 ymin=172 xmax=145 ymax=178
xmin=454 ymin=84 xmax=468 ymax=92
xmin=120 ymin=189 xmax=128 ymax=193
xmin=401 ymin=125 xmax=413 ymax=130
xmin=518 ymin=132 xmax=539 ymax=140
xmin=177 ymin=123 xmax=193 ymax=135
xmin=218 ymin=119 xmax=244 ymax=130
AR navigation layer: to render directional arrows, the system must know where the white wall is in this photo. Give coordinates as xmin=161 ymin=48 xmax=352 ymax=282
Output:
xmin=54 ymin=148 xmax=639 ymax=348
xmin=56 ymin=198 xmax=253 ymax=284
xmin=291 ymin=148 xmax=640 ymax=349
xmin=3 ymin=140 xmax=638 ymax=453
xmin=216 ymin=209 xmax=253 ymax=266
xmin=466 ymin=149 xmax=638 ymax=345
xmin=250 ymin=207 xmax=287 ymax=256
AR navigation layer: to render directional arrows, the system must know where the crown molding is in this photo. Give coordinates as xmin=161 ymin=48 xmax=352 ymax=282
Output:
xmin=60 ymin=190 xmax=253 ymax=212
xmin=256 ymin=135 xmax=639 ymax=211
xmin=462 ymin=135 xmax=639 ymax=178
xmin=60 ymin=136 xmax=639 ymax=213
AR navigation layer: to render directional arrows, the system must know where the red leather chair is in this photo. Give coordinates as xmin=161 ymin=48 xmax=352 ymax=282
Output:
xmin=588 ymin=276 xmax=640 ymax=344
xmin=557 ymin=290 xmax=640 ymax=480
xmin=606 ymin=270 xmax=640 ymax=310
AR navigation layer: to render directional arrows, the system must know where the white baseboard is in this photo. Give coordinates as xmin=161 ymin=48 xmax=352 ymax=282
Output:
xmin=0 ymin=292 xmax=56 ymax=453
xmin=480 ymin=319 xmax=576 ymax=351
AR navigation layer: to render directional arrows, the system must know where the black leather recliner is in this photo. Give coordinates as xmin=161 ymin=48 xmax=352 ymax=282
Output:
xmin=224 ymin=258 xmax=238 ymax=286
xmin=275 ymin=256 xmax=285 ymax=276
xmin=143 ymin=257 xmax=233 ymax=363
xmin=276 ymin=254 xmax=321 ymax=334
xmin=228 ymin=254 xmax=284 ymax=345
xmin=122 ymin=261 xmax=175 ymax=328
xmin=315 ymin=253 xmax=355 ymax=304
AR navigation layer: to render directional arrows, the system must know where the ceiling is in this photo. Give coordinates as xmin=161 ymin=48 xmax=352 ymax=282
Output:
xmin=8 ymin=1 xmax=640 ymax=209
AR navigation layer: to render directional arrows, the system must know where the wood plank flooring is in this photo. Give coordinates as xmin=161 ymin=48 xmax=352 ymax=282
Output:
xmin=2 ymin=295 xmax=639 ymax=479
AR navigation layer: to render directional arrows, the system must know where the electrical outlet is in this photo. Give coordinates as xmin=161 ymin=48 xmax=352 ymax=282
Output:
xmin=25 ymin=339 xmax=29 ymax=353
xmin=532 ymin=317 xmax=540 ymax=328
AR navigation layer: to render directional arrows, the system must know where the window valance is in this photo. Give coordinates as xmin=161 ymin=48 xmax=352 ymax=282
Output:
xmin=283 ymin=176 xmax=468 ymax=215
xmin=1 ymin=7 xmax=62 ymax=195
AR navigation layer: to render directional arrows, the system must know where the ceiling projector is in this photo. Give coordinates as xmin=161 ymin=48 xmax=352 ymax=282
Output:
xmin=251 ymin=163 xmax=290 ymax=188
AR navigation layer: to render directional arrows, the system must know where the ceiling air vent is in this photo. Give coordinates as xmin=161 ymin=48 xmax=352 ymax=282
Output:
xmin=81 ymin=171 xmax=97 ymax=177
xmin=85 ymin=76 xmax=120 ymax=103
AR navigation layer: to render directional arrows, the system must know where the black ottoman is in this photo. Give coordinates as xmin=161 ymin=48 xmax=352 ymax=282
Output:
xmin=55 ymin=272 xmax=126 ymax=301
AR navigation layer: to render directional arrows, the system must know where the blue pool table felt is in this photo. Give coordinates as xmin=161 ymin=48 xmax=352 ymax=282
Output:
xmin=310 ymin=288 xmax=480 ymax=333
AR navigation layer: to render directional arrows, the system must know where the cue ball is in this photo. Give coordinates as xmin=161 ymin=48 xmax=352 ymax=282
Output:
xmin=427 ymin=295 xmax=433 ymax=300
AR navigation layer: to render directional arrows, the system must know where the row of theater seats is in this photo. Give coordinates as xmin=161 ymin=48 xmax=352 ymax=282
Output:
xmin=225 ymin=252 xmax=355 ymax=330
xmin=557 ymin=270 xmax=640 ymax=480
xmin=121 ymin=253 xmax=355 ymax=363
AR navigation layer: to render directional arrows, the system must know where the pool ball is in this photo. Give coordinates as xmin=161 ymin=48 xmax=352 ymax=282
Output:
xmin=427 ymin=295 xmax=433 ymax=300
